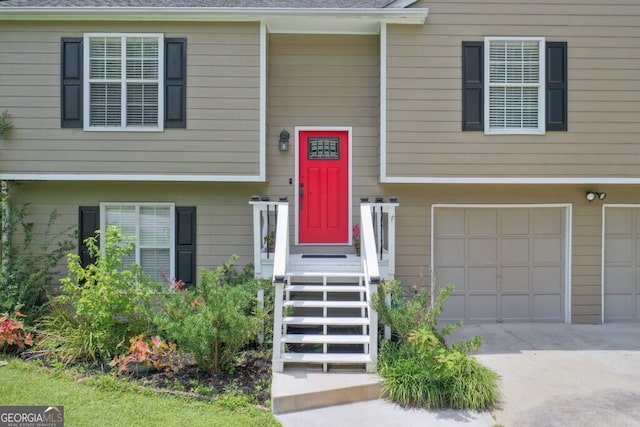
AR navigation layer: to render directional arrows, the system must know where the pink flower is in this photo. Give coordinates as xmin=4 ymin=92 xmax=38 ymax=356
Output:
xmin=353 ymin=224 xmax=360 ymax=238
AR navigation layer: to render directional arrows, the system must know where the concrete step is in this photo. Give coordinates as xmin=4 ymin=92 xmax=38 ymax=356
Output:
xmin=282 ymin=334 xmax=370 ymax=345
xmin=283 ymin=316 xmax=369 ymax=326
xmin=283 ymin=300 xmax=368 ymax=309
xmin=272 ymin=368 xmax=382 ymax=414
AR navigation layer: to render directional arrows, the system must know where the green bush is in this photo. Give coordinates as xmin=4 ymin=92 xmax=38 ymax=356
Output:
xmin=157 ymin=255 xmax=269 ymax=372
xmin=0 ymin=202 xmax=75 ymax=322
xmin=373 ymin=282 xmax=499 ymax=410
xmin=37 ymin=226 xmax=162 ymax=364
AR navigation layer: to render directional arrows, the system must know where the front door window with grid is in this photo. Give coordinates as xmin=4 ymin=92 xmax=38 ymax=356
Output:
xmin=102 ymin=204 xmax=174 ymax=283
xmin=485 ymin=37 xmax=545 ymax=134
xmin=85 ymin=34 xmax=164 ymax=131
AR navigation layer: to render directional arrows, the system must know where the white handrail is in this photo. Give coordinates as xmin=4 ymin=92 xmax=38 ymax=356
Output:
xmin=271 ymin=202 xmax=289 ymax=373
xmin=360 ymin=204 xmax=380 ymax=372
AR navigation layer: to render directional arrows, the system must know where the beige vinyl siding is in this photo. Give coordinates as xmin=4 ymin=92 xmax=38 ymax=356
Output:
xmin=266 ymin=34 xmax=381 ymax=208
xmin=386 ymin=0 xmax=640 ymax=179
xmin=0 ymin=21 xmax=261 ymax=177
xmin=8 ymin=180 xmax=265 ymax=286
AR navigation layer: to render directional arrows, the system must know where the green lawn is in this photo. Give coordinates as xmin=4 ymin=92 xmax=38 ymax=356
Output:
xmin=0 ymin=358 xmax=280 ymax=427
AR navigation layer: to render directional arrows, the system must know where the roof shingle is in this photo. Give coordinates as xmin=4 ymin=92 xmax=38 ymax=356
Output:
xmin=0 ymin=0 xmax=398 ymax=8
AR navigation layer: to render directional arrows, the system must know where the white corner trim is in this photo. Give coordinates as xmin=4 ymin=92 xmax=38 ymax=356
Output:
xmin=0 ymin=173 xmax=265 ymax=182
xmin=380 ymin=23 xmax=388 ymax=182
xmin=259 ymin=21 xmax=267 ymax=181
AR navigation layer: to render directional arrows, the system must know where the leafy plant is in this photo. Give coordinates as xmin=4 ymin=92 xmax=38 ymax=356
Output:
xmin=38 ymin=226 xmax=162 ymax=363
xmin=0 ymin=201 xmax=75 ymax=322
xmin=157 ymin=255 xmax=269 ymax=372
xmin=110 ymin=333 xmax=175 ymax=376
xmin=374 ymin=282 xmax=499 ymax=410
xmin=0 ymin=311 xmax=33 ymax=353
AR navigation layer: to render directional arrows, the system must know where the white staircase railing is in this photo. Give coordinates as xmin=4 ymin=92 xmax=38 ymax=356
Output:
xmin=360 ymin=198 xmax=399 ymax=278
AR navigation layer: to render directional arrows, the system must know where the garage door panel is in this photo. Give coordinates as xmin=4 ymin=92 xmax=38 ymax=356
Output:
xmin=438 ymin=267 xmax=466 ymax=291
xmin=501 ymin=295 xmax=530 ymax=320
xmin=533 ymin=238 xmax=562 ymax=263
xmin=532 ymin=294 xmax=562 ymax=320
xmin=468 ymin=295 xmax=497 ymax=321
xmin=468 ymin=210 xmax=497 ymax=235
xmin=502 ymin=238 xmax=530 ymax=263
xmin=502 ymin=267 xmax=530 ymax=291
xmin=436 ymin=209 xmax=465 ymax=235
xmin=469 ymin=267 xmax=498 ymax=291
xmin=469 ymin=238 xmax=497 ymax=264
xmin=435 ymin=238 xmax=465 ymax=264
xmin=606 ymin=209 xmax=632 ymax=234
xmin=605 ymin=237 xmax=632 ymax=263
xmin=532 ymin=266 xmax=562 ymax=292
xmin=604 ymin=266 xmax=634 ymax=292
xmin=604 ymin=295 xmax=633 ymax=321
xmin=441 ymin=295 xmax=465 ymax=321
xmin=501 ymin=210 xmax=530 ymax=234
xmin=533 ymin=210 xmax=563 ymax=234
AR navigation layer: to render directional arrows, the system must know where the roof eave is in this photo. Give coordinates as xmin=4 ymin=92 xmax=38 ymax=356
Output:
xmin=0 ymin=7 xmax=428 ymax=23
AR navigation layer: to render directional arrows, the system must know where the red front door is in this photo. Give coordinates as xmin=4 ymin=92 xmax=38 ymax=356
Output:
xmin=298 ymin=129 xmax=349 ymax=244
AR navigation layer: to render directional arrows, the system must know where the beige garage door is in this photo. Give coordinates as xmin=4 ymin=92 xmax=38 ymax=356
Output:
xmin=604 ymin=207 xmax=640 ymax=322
xmin=434 ymin=207 xmax=566 ymax=322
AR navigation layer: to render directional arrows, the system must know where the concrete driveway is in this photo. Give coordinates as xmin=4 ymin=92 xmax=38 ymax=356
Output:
xmin=450 ymin=323 xmax=640 ymax=426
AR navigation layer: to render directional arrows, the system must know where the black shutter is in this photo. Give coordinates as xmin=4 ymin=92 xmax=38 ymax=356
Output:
xmin=546 ymin=41 xmax=568 ymax=131
xmin=165 ymin=38 xmax=187 ymax=129
xmin=176 ymin=206 xmax=196 ymax=286
xmin=78 ymin=206 xmax=99 ymax=268
xmin=61 ymin=37 xmax=83 ymax=128
xmin=462 ymin=41 xmax=484 ymax=131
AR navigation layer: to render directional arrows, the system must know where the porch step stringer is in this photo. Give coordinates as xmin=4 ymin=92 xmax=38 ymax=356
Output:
xmin=272 ymin=270 xmax=377 ymax=373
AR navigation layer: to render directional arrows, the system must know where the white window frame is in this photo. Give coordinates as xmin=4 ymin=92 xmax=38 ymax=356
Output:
xmin=484 ymin=36 xmax=545 ymax=135
xmin=100 ymin=202 xmax=175 ymax=283
xmin=84 ymin=33 xmax=165 ymax=132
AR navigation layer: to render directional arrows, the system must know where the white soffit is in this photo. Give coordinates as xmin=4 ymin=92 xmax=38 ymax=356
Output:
xmin=0 ymin=8 xmax=428 ymax=34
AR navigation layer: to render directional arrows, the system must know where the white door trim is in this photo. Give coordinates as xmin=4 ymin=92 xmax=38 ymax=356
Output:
xmin=431 ymin=203 xmax=573 ymax=323
xmin=294 ymin=126 xmax=353 ymax=246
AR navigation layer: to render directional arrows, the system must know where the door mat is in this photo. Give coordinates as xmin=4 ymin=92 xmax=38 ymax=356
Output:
xmin=301 ymin=254 xmax=348 ymax=259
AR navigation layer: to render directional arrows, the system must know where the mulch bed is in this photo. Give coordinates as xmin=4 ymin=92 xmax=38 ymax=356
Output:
xmin=19 ymin=348 xmax=273 ymax=407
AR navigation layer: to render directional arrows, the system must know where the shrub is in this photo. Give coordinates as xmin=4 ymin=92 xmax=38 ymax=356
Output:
xmin=373 ymin=282 xmax=500 ymax=410
xmin=0 ymin=202 xmax=75 ymax=322
xmin=0 ymin=311 xmax=33 ymax=353
xmin=37 ymin=226 xmax=162 ymax=363
xmin=157 ymin=255 xmax=269 ymax=372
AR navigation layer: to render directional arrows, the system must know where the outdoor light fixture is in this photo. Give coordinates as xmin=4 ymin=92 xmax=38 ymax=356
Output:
xmin=586 ymin=191 xmax=606 ymax=201
xmin=279 ymin=129 xmax=290 ymax=151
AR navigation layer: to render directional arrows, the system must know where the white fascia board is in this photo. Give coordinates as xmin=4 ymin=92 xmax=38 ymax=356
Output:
xmin=0 ymin=8 xmax=428 ymax=32
xmin=0 ymin=173 xmax=265 ymax=182
xmin=381 ymin=176 xmax=640 ymax=185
